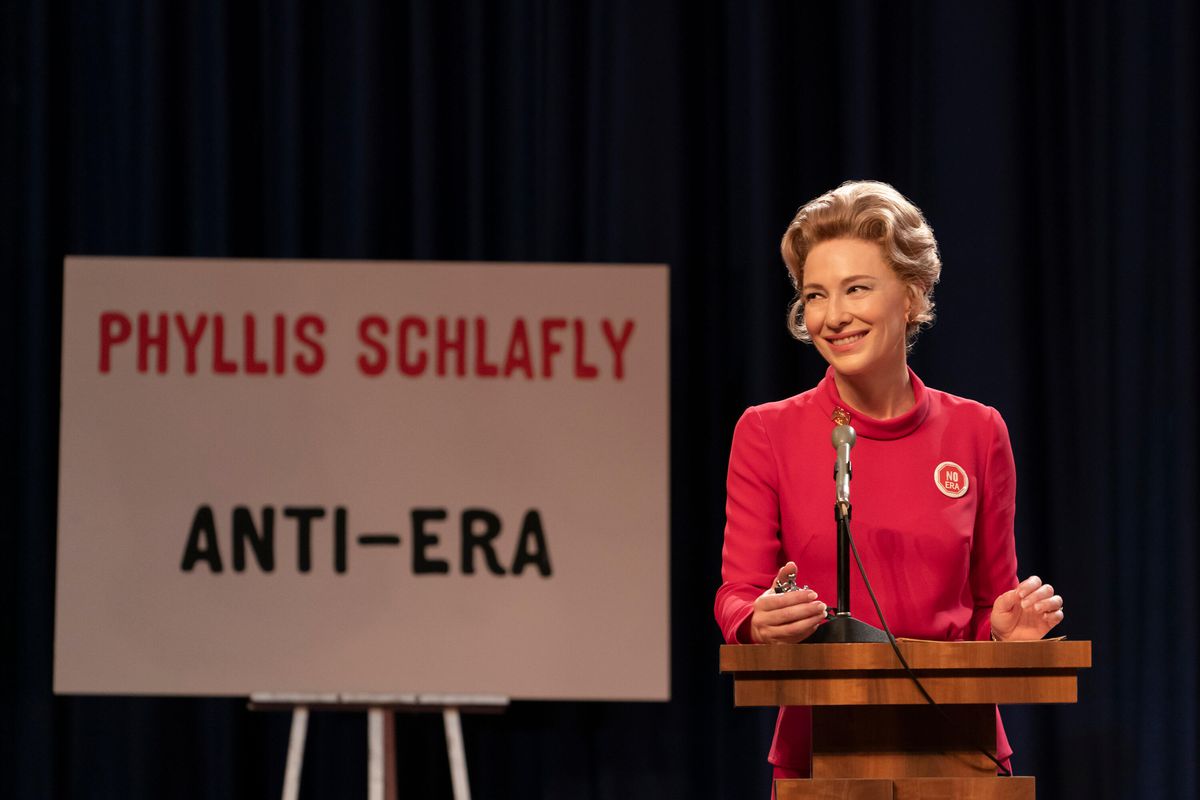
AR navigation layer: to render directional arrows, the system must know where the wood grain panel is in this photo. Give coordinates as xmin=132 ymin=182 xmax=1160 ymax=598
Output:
xmin=811 ymin=705 xmax=995 ymax=778
xmin=774 ymin=777 xmax=1035 ymax=800
xmin=720 ymin=641 xmax=1091 ymax=673
xmin=733 ymin=674 xmax=1077 ymax=706
xmin=892 ymin=776 xmax=1035 ymax=799
xmin=774 ymin=779 xmax=893 ymax=800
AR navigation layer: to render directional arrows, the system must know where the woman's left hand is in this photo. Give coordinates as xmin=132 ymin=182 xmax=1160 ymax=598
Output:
xmin=990 ymin=575 xmax=1064 ymax=641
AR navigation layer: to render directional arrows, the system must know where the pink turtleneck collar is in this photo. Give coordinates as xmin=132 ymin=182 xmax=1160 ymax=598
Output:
xmin=815 ymin=366 xmax=931 ymax=440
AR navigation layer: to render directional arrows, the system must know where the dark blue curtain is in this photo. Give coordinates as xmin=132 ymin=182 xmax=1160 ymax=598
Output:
xmin=3 ymin=1 xmax=1196 ymax=798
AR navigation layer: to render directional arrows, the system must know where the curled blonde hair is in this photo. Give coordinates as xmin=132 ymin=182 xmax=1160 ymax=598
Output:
xmin=780 ymin=180 xmax=941 ymax=345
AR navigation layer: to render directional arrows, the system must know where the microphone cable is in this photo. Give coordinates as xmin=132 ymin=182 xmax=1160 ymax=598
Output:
xmin=841 ymin=516 xmax=1013 ymax=777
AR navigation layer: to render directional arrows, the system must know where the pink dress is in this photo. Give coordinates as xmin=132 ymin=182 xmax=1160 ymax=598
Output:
xmin=714 ymin=367 xmax=1018 ymax=771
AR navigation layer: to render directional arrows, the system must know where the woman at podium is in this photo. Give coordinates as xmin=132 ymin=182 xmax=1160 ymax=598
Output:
xmin=713 ymin=180 xmax=1064 ymax=783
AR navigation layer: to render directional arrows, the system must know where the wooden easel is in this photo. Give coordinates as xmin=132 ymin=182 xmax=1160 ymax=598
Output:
xmin=249 ymin=693 xmax=510 ymax=800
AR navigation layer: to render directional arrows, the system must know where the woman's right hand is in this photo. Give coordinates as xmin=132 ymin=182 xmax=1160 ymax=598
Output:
xmin=748 ymin=561 xmax=828 ymax=644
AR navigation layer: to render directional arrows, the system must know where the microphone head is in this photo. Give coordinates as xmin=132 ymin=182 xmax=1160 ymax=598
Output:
xmin=831 ymin=424 xmax=857 ymax=449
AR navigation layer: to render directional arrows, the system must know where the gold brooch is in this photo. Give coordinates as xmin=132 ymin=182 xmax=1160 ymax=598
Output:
xmin=832 ymin=407 xmax=852 ymax=426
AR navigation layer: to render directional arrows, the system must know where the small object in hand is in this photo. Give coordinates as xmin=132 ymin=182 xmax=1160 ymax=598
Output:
xmin=773 ymin=572 xmax=806 ymax=594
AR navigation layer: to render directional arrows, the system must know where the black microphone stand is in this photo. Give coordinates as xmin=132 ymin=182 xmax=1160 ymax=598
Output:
xmin=804 ymin=429 xmax=889 ymax=644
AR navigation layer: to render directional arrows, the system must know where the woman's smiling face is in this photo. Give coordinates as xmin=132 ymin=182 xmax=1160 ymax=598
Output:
xmin=801 ymin=238 xmax=913 ymax=380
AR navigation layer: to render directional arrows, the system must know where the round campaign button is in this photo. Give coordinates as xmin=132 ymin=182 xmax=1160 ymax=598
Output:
xmin=934 ymin=461 xmax=969 ymax=498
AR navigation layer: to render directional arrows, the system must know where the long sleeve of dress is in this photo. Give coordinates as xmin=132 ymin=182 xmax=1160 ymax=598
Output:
xmin=713 ymin=408 xmax=782 ymax=644
xmin=968 ymin=408 xmax=1020 ymax=640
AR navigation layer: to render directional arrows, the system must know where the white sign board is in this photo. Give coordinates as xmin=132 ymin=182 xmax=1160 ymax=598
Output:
xmin=55 ymin=258 xmax=669 ymax=700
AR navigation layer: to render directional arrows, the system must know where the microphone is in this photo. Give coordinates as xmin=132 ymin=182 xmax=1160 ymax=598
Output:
xmin=806 ymin=418 xmax=889 ymax=644
xmin=832 ymin=424 xmax=856 ymax=507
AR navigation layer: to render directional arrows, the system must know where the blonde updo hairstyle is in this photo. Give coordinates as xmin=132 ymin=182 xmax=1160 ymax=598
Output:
xmin=780 ymin=180 xmax=941 ymax=346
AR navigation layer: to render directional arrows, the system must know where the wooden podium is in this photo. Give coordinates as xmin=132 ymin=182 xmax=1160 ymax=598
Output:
xmin=720 ymin=639 xmax=1091 ymax=799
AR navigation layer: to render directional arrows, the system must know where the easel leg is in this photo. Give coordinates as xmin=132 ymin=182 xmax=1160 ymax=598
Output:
xmin=282 ymin=707 xmax=309 ymax=800
xmin=443 ymin=707 xmax=471 ymax=800
xmin=384 ymin=710 xmax=397 ymax=799
xmin=368 ymin=708 xmax=397 ymax=800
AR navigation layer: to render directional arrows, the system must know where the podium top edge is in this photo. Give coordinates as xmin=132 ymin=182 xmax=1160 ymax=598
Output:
xmin=719 ymin=639 xmax=1092 ymax=673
